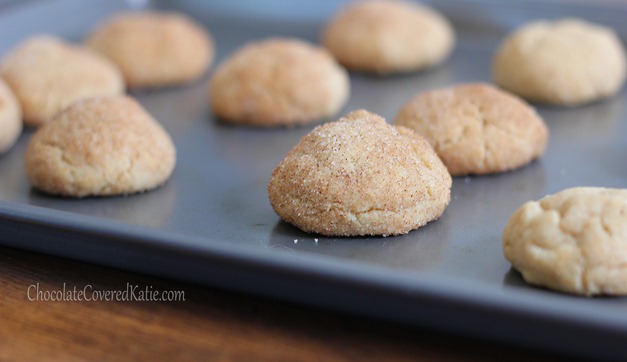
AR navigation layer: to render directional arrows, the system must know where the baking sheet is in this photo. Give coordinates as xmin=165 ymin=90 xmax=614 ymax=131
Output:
xmin=1 ymin=0 xmax=627 ymax=358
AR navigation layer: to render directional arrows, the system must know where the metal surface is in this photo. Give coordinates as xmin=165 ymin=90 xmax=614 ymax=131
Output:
xmin=1 ymin=0 xmax=626 ymax=359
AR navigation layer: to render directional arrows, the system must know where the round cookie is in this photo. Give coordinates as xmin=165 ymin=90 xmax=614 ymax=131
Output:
xmin=268 ymin=109 xmax=452 ymax=236
xmin=493 ymin=18 xmax=627 ymax=106
xmin=25 ymin=95 xmax=176 ymax=198
xmin=0 ymin=35 xmax=124 ymax=127
xmin=0 ymin=78 xmax=22 ymax=154
xmin=503 ymin=187 xmax=627 ymax=296
xmin=86 ymin=11 xmax=214 ymax=89
xmin=322 ymin=0 xmax=455 ymax=74
xmin=209 ymin=38 xmax=349 ymax=127
xmin=394 ymin=83 xmax=548 ymax=176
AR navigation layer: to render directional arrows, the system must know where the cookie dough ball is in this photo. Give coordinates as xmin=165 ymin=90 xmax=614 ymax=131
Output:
xmin=503 ymin=187 xmax=627 ymax=296
xmin=268 ymin=109 xmax=452 ymax=236
xmin=209 ymin=38 xmax=349 ymax=127
xmin=86 ymin=11 xmax=213 ymax=89
xmin=0 ymin=79 xmax=22 ymax=154
xmin=322 ymin=0 xmax=455 ymax=74
xmin=25 ymin=96 xmax=176 ymax=198
xmin=0 ymin=36 xmax=124 ymax=127
xmin=394 ymin=83 xmax=548 ymax=176
xmin=493 ymin=18 xmax=627 ymax=106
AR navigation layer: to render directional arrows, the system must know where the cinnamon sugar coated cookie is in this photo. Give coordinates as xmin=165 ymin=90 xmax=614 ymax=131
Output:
xmin=209 ymin=38 xmax=349 ymax=127
xmin=0 ymin=36 xmax=124 ymax=127
xmin=394 ymin=83 xmax=548 ymax=176
xmin=268 ymin=110 xmax=452 ymax=236
xmin=322 ymin=0 xmax=455 ymax=74
xmin=86 ymin=11 xmax=214 ymax=89
xmin=25 ymin=96 xmax=176 ymax=198
xmin=493 ymin=18 xmax=627 ymax=105
xmin=503 ymin=187 xmax=627 ymax=296
xmin=0 ymin=79 xmax=21 ymax=154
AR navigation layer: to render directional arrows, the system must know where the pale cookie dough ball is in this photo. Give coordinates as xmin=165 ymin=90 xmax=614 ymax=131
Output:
xmin=25 ymin=96 xmax=176 ymax=198
xmin=493 ymin=18 xmax=627 ymax=106
xmin=394 ymin=83 xmax=548 ymax=176
xmin=503 ymin=187 xmax=627 ymax=296
xmin=86 ymin=11 xmax=214 ymax=89
xmin=322 ymin=0 xmax=455 ymax=74
xmin=209 ymin=38 xmax=349 ymax=127
xmin=268 ymin=109 xmax=452 ymax=236
xmin=0 ymin=35 xmax=124 ymax=127
xmin=0 ymin=78 xmax=22 ymax=154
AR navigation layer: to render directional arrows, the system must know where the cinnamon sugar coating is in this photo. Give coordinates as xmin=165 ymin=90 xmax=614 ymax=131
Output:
xmin=269 ymin=109 xmax=451 ymax=236
xmin=25 ymin=96 xmax=175 ymax=197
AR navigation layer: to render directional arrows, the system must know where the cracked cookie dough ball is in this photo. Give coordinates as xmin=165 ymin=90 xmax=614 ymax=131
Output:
xmin=0 ymin=79 xmax=21 ymax=154
xmin=493 ymin=18 xmax=627 ymax=106
xmin=209 ymin=38 xmax=349 ymax=127
xmin=0 ymin=35 xmax=124 ymax=127
xmin=86 ymin=11 xmax=214 ymax=89
xmin=25 ymin=95 xmax=176 ymax=198
xmin=322 ymin=0 xmax=455 ymax=74
xmin=268 ymin=109 xmax=452 ymax=236
xmin=503 ymin=187 xmax=627 ymax=296
xmin=394 ymin=83 xmax=548 ymax=176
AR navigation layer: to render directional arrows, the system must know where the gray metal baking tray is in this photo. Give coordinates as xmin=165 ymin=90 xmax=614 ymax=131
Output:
xmin=1 ymin=0 xmax=626 ymax=359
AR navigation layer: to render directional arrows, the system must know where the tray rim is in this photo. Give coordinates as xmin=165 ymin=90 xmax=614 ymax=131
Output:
xmin=3 ymin=199 xmax=627 ymax=360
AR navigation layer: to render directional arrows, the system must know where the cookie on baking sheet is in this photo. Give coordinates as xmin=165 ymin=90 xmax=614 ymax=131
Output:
xmin=493 ymin=18 xmax=627 ymax=106
xmin=503 ymin=187 xmax=627 ymax=296
xmin=268 ymin=109 xmax=452 ymax=237
xmin=209 ymin=38 xmax=349 ymax=127
xmin=86 ymin=11 xmax=213 ymax=89
xmin=394 ymin=83 xmax=548 ymax=176
xmin=0 ymin=78 xmax=21 ymax=154
xmin=322 ymin=0 xmax=455 ymax=74
xmin=25 ymin=95 xmax=176 ymax=198
xmin=0 ymin=35 xmax=124 ymax=127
